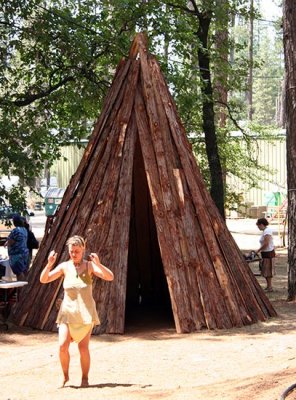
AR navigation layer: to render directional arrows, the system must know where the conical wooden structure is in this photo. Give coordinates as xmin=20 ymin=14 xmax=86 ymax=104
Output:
xmin=12 ymin=33 xmax=276 ymax=333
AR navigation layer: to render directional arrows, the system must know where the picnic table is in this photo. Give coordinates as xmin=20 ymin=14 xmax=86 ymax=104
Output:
xmin=246 ymin=257 xmax=262 ymax=276
xmin=0 ymin=280 xmax=28 ymax=329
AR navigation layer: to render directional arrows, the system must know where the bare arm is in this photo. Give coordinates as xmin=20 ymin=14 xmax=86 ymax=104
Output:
xmin=40 ymin=250 xmax=64 ymax=283
xmin=4 ymin=238 xmax=15 ymax=247
xmin=88 ymin=253 xmax=114 ymax=281
xmin=257 ymin=235 xmax=272 ymax=254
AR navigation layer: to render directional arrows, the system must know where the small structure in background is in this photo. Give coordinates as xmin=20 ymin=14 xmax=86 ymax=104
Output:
xmin=44 ymin=188 xmax=65 ymax=216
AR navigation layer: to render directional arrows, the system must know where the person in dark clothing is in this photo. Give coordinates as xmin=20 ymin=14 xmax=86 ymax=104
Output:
xmin=23 ymin=219 xmax=39 ymax=267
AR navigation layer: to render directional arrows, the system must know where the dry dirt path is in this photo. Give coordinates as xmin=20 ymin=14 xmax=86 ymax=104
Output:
xmin=0 ymin=221 xmax=294 ymax=400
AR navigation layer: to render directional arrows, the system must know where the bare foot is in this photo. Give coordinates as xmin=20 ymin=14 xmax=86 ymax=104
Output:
xmin=61 ymin=375 xmax=69 ymax=388
xmin=80 ymin=378 xmax=89 ymax=387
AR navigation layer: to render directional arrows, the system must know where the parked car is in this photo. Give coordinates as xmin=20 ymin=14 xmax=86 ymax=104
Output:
xmin=0 ymin=205 xmax=34 ymax=220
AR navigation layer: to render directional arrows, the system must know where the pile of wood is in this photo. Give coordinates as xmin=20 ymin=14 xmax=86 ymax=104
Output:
xmin=11 ymin=33 xmax=276 ymax=334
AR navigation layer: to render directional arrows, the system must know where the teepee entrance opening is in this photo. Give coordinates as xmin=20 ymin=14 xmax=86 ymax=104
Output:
xmin=125 ymin=136 xmax=174 ymax=329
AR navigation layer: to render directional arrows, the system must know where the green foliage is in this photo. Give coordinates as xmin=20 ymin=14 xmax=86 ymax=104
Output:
xmin=252 ymin=26 xmax=284 ymax=125
xmin=0 ymin=0 xmax=284 ymax=211
xmin=0 ymin=0 xmax=142 ymax=207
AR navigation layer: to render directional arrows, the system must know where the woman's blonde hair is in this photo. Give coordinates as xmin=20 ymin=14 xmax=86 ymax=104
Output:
xmin=66 ymin=235 xmax=86 ymax=248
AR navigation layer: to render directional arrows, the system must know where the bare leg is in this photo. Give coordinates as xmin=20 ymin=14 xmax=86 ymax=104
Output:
xmin=266 ymin=277 xmax=273 ymax=291
xmin=262 ymin=259 xmax=273 ymax=292
xmin=78 ymin=329 xmax=92 ymax=387
xmin=58 ymin=323 xmax=71 ymax=386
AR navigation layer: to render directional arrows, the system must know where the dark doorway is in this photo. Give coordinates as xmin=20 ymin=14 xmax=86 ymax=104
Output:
xmin=125 ymin=137 xmax=174 ymax=331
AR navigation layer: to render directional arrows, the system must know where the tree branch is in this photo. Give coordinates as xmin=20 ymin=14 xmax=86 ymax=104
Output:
xmin=216 ymin=100 xmax=251 ymax=141
xmin=0 ymin=76 xmax=75 ymax=107
xmin=165 ymin=2 xmax=196 ymax=15
xmin=189 ymin=0 xmax=201 ymax=17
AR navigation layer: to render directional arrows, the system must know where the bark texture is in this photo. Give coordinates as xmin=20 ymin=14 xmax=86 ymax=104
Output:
xmin=11 ymin=33 xmax=276 ymax=333
xmin=283 ymin=0 xmax=296 ymax=300
xmin=196 ymin=11 xmax=225 ymax=219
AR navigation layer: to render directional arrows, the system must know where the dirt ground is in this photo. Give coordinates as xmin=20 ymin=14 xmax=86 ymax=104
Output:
xmin=1 ymin=233 xmax=296 ymax=399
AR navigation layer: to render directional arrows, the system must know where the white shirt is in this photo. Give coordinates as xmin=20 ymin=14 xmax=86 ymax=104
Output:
xmin=259 ymin=226 xmax=274 ymax=252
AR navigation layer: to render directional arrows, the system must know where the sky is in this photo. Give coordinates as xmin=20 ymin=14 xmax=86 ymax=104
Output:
xmin=259 ymin=0 xmax=282 ymax=20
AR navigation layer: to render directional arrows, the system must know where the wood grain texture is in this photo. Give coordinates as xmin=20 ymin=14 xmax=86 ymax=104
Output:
xmin=11 ymin=33 xmax=276 ymax=334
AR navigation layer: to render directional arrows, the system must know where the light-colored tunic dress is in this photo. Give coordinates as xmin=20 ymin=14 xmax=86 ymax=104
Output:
xmin=56 ymin=262 xmax=100 ymax=342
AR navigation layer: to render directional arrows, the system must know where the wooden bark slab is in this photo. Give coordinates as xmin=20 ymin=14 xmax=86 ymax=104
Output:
xmin=11 ymin=33 xmax=277 ymax=334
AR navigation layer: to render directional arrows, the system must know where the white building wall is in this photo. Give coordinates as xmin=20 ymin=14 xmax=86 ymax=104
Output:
xmin=227 ymin=138 xmax=286 ymax=208
xmin=54 ymin=137 xmax=287 ymax=212
xmin=54 ymin=145 xmax=85 ymax=189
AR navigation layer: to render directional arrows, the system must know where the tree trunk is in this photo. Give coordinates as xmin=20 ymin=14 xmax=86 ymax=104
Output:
xmin=214 ymin=0 xmax=229 ymax=195
xmin=247 ymin=0 xmax=254 ymax=120
xmin=215 ymin=0 xmax=229 ymax=128
xmin=283 ymin=0 xmax=296 ymax=300
xmin=196 ymin=13 xmax=225 ymax=219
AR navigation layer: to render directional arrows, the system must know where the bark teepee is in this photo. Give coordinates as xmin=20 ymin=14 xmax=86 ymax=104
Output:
xmin=12 ymin=33 xmax=276 ymax=334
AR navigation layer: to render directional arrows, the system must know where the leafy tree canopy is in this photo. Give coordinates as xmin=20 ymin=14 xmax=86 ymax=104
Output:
xmin=1 ymin=0 xmax=142 ymax=206
xmin=0 ymin=0 xmax=284 ymax=212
